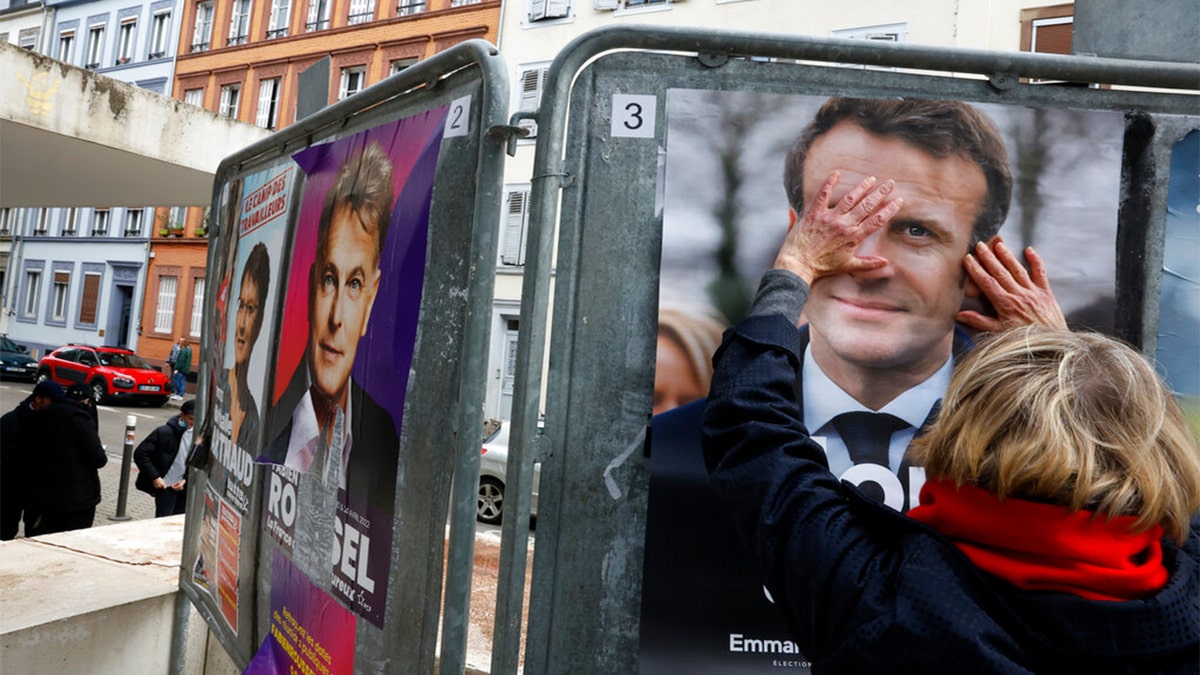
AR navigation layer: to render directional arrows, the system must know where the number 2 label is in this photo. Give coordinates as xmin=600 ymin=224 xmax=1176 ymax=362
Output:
xmin=611 ymin=94 xmax=656 ymax=139
xmin=444 ymin=95 xmax=471 ymax=138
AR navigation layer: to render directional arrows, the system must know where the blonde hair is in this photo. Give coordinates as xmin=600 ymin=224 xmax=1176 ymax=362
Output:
xmin=908 ymin=326 xmax=1200 ymax=543
xmin=657 ymin=307 xmax=727 ymax=391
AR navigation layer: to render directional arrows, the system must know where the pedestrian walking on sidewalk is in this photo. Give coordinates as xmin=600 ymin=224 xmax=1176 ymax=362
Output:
xmin=134 ymin=399 xmax=195 ymax=517
xmin=172 ymin=337 xmax=192 ymax=399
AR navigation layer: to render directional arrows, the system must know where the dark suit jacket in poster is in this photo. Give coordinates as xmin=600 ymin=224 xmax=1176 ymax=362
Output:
xmin=261 ymin=356 xmax=399 ymax=523
xmin=639 ymin=324 xmax=972 ymax=673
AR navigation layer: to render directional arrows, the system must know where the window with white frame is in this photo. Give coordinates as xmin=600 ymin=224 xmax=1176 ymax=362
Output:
xmin=184 ymin=87 xmax=204 ymax=107
xmin=831 ymin=22 xmax=907 ymax=43
xmin=339 ymin=67 xmax=366 ymax=99
xmin=189 ymin=278 xmax=205 ymax=337
xmin=58 ymin=30 xmax=75 ymax=62
xmin=63 ymin=208 xmax=78 ymax=235
xmin=18 ymin=27 xmax=38 ymax=50
xmin=396 ymin=0 xmax=424 ymax=16
xmin=92 ymin=209 xmax=110 ymax=235
xmin=347 ymin=0 xmax=373 ymax=24
xmin=529 ymin=0 xmax=571 ymax=22
xmin=117 ymin=17 xmax=136 ymax=64
xmin=0 ymin=208 xmax=10 ymax=235
xmin=830 ymin=23 xmax=907 ymax=70
xmin=52 ymin=271 xmax=70 ymax=321
xmin=23 ymin=270 xmax=41 ymax=317
xmin=256 ymin=77 xmax=280 ymax=129
xmin=192 ymin=1 xmax=213 ymax=51
xmin=268 ymin=0 xmax=290 ymax=38
xmin=85 ymin=24 xmax=105 ymax=68
xmin=220 ymin=83 xmax=241 ymax=118
xmin=149 ymin=11 xmax=171 ymax=58
xmin=390 ymin=57 xmax=418 ymax=74
xmin=124 ymin=209 xmax=144 ymax=236
xmin=306 ymin=0 xmax=331 ymax=31
xmin=33 ymin=209 xmax=48 ymax=235
xmin=594 ymin=0 xmax=668 ymax=9
xmin=22 ymin=271 xmax=42 ymax=317
xmin=515 ymin=64 xmax=549 ymax=138
xmin=228 ymin=0 xmax=251 ymax=45
xmin=499 ymin=187 xmax=530 ymax=266
xmin=155 ymin=275 xmax=177 ymax=332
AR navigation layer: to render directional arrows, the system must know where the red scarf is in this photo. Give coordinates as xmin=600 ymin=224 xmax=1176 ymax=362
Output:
xmin=907 ymin=480 xmax=1167 ymax=601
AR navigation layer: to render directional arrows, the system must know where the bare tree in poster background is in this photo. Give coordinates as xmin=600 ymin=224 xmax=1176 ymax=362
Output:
xmin=662 ymin=91 xmax=1124 ymax=332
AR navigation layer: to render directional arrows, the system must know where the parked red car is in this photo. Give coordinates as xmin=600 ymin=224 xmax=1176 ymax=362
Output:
xmin=36 ymin=344 xmax=171 ymax=406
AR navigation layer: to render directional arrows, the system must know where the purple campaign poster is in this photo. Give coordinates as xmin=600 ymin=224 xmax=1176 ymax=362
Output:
xmin=244 ymin=553 xmax=357 ymax=675
xmin=258 ymin=105 xmax=448 ymax=627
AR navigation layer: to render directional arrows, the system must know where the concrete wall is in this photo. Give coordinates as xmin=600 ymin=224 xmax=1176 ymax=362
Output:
xmin=0 ymin=516 xmax=237 ymax=674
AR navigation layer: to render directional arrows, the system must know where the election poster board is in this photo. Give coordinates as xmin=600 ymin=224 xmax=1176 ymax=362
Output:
xmin=184 ymin=160 xmax=296 ymax=640
xmin=640 ymin=90 xmax=1126 ymax=673
xmin=1158 ymin=129 xmax=1200 ymax=436
xmin=255 ymin=106 xmax=446 ymax=632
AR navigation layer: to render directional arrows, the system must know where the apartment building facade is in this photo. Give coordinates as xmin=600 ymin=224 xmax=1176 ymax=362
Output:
xmin=0 ymin=0 xmax=189 ymax=356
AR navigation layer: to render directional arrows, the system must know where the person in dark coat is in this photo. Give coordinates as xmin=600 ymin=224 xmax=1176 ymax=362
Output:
xmin=702 ymin=179 xmax=1200 ymax=672
xmin=134 ymin=399 xmax=195 ymax=517
xmin=66 ymin=383 xmax=99 ymax=432
xmin=0 ymin=394 xmax=33 ymax=540
xmin=23 ymin=380 xmax=108 ymax=536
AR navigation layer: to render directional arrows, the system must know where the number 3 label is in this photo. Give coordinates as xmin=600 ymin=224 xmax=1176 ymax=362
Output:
xmin=611 ymin=94 xmax=656 ymax=139
xmin=444 ymin=94 xmax=471 ymax=138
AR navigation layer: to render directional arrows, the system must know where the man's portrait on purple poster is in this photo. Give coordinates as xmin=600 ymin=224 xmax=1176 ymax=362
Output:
xmin=256 ymin=106 xmax=447 ymax=626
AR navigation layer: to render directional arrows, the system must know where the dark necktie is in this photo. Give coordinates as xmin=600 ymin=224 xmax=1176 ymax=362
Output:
xmin=830 ymin=411 xmax=910 ymax=469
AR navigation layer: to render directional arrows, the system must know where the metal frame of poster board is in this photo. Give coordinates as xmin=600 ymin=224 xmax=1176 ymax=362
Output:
xmin=173 ymin=39 xmax=509 ymax=673
xmin=492 ymin=25 xmax=1200 ymax=674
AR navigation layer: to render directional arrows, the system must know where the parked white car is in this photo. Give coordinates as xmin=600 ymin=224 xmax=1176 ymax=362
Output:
xmin=477 ymin=421 xmax=541 ymax=524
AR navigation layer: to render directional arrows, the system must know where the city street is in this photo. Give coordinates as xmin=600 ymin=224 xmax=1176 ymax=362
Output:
xmin=1 ymin=379 xmax=180 ymax=530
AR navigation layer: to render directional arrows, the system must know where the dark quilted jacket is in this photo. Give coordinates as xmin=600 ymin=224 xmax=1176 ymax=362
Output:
xmin=702 ymin=314 xmax=1200 ymax=674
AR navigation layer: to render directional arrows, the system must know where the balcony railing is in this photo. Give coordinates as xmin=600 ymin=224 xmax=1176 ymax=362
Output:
xmin=305 ymin=19 xmax=330 ymax=31
xmin=397 ymin=1 xmax=425 ymax=16
xmin=190 ymin=41 xmax=210 ymax=53
xmin=266 ymin=27 xmax=288 ymax=39
xmin=227 ymin=34 xmax=248 ymax=46
xmin=85 ymin=61 xmax=100 ymax=69
xmin=148 ymin=50 xmax=165 ymax=59
xmin=115 ymin=56 xmax=131 ymax=65
xmin=347 ymin=11 xmax=373 ymax=24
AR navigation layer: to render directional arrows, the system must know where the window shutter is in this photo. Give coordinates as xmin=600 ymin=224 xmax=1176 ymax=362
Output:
xmin=594 ymin=0 xmax=618 ymax=10
xmin=1033 ymin=20 xmax=1072 ymax=55
xmin=54 ymin=271 xmax=70 ymax=285
xmin=79 ymin=273 xmax=101 ymax=324
xmin=545 ymin=0 xmax=570 ymax=18
xmin=529 ymin=0 xmax=548 ymax=20
xmin=517 ymin=67 xmax=546 ymax=136
xmin=500 ymin=190 xmax=529 ymax=265
xmin=256 ymin=79 xmax=276 ymax=128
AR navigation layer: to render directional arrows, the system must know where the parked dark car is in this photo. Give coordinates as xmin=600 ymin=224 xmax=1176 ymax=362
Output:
xmin=36 ymin=344 xmax=170 ymax=406
xmin=0 ymin=337 xmax=37 ymax=381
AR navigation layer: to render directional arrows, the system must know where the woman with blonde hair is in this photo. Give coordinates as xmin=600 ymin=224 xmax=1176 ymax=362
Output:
xmin=702 ymin=178 xmax=1199 ymax=671
xmin=653 ymin=307 xmax=726 ymax=415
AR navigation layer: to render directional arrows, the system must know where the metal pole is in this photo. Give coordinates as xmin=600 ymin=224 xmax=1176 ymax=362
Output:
xmin=109 ymin=414 xmax=136 ymax=521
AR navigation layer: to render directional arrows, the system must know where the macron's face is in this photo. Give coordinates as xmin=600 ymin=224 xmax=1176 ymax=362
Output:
xmin=799 ymin=122 xmax=986 ymax=379
xmin=308 ymin=204 xmax=381 ymax=405
xmin=234 ymin=277 xmax=260 ymax=367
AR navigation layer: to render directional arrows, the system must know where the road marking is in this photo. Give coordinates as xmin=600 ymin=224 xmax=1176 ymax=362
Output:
xmin=97 ymin=406 xmax=158 ymax=419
